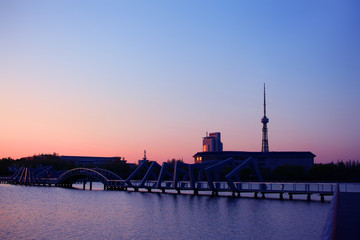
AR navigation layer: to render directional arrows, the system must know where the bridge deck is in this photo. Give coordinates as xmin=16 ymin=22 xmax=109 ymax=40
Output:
xmin=333 ymin=192 xmax=360 ymax=240
xmin=128 ymin=187 xmax=334 ymax=195
xmin=1 ymin=166 xmax=337 ymax=202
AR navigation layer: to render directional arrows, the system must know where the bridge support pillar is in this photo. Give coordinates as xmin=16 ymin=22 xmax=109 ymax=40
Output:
xmin=212 ymin=190 xmax=218 ymax=196
xmin=254 ymin=192 xmax=258 ymax=198
xmin=262 ymin=193 xmax=266 ymax=199
xmin=194 ymin=189 xmax=198 ymax=195
xmin=320 ymin=195 xmax=324 ymax=202
xmin=134 ymin=188 xmax=138 ymax=192
xmin=280 ymin=193 xmax=283 ymax=200
xmin=90 ymin=180 xmax=92 ymax=191
xmin=238 ymin=192 xmax=241 ymax=198
xmin=177 ymin=189 xmax=181 ymax=194
xmin=83 ymin=181 xmax=86 ymax=190
xmin=289 ymin=194 xmax=293 ymax=200
xmin=307 ymin=194 xmax=311 ymax=201
xmin=147 ymin=188 xmax=151 ymax=193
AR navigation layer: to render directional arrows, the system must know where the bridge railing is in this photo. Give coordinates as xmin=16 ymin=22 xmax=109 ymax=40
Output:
xmin=234 ymin=182 xmax=337 ymax=193
xmin=321 ymin=184 xmax=339 ymax=240
xmin=39 ymin=178 xmax=58 ymax=184
xmin=131 ymin=181 xmax=337 ymax=193
xmin=107 ymin=180 xmax=127 ymax=187
xmin=5 ymin=171 xmax=337 ymax=195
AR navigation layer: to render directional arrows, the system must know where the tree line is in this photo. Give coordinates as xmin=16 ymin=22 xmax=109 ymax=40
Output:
xmin=1 ymin=155 xmax=359 ymax=182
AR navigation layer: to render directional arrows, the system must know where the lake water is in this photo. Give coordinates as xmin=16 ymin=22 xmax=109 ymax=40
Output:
xmin=0 ymin=183 xmax=332 ymax=240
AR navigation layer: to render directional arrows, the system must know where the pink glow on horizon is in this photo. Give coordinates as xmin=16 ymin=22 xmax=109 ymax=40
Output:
xmin=1 ymin=1 xmax=359 ymax=164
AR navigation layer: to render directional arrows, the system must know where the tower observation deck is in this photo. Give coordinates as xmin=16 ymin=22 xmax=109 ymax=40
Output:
xmin=261 ymin=84 xmax=269 ymax=152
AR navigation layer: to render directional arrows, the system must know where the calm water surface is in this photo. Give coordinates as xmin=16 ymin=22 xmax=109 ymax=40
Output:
xmin=0 ymin=184 xmax=330 ymax=240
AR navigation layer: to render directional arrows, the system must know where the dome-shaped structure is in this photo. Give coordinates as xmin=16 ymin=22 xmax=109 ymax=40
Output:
xmin=261 ymin=116 xmax=269 ymax=124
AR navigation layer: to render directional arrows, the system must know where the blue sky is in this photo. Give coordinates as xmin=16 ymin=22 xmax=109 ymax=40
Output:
xmin=1 ymin=1 xmax=359 ymax=163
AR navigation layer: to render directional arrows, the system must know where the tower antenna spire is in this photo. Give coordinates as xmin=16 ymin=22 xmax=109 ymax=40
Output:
xmin=264 ymin=83 xmax=266 ymax=116
xmin=261 ymin=83 xmax=269 ymax=152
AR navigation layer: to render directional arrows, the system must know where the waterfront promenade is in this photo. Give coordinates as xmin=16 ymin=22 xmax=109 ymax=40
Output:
xmin=322 ymin=184 xmax=360 ymax=240
xmin=333 ymin=192 xmax=360 ymax=239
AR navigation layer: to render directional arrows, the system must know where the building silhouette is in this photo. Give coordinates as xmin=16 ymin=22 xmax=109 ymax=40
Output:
xmin=60 ymin=156 xmax=125 ymax=167
xmin=138 ymin=150 xmax=149 ymax=165
xmin=203 ymin=132 xmax=223 ymax=152
xmin=193 ymin=85 xmax=315 ymax=171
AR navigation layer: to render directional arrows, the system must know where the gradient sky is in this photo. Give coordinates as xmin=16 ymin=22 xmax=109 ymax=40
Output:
xmin=1 ymin=1 xmax=359 ymax=164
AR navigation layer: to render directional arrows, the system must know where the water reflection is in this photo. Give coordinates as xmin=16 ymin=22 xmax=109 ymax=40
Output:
xmin=1 ymin=184 xmax=330 ymax=240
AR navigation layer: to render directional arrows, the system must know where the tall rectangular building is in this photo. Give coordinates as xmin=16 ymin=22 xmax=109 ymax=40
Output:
xmin=203 ymin=132 xmax=223 ymax=152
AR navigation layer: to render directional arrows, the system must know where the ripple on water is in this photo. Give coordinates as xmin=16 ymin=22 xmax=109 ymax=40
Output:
xmin=0 ymin=184 xmax=331 ymax=240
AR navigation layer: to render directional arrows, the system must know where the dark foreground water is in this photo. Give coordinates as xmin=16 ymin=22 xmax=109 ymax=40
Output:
xmin=0 ymin=184 xmax=331 ymax=240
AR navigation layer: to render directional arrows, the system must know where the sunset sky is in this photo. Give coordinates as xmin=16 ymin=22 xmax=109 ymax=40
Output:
xmin=1 ymin=1 xmax=359 ymax=164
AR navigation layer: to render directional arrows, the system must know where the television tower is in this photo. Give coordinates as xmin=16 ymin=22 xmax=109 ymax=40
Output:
xmin=261 ymin=83 xmax=269 ymax=152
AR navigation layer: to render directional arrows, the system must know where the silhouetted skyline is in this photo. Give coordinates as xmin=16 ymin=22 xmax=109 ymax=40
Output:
xmin=1 ymin=1 xmax=359 ymax=163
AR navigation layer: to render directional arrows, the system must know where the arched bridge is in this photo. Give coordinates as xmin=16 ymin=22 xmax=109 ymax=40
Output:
xmin=56 ymin=168 xmax=123 ymax=189
xmin=3 ymin=166 xmax=124 ymax=190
